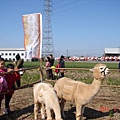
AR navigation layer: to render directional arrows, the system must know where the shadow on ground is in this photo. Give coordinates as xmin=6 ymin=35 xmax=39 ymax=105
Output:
xmin=0 ymin=104 xmax=34 ymax=120
xmin=64 ymin=107 xmax=120 ymax=120
xmin=0 ymin=106 xmax=119 ymax=120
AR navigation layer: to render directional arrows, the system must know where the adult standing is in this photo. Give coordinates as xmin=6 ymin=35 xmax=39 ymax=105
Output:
xmin=59 ymin=55 xmax=65 ymax=78
xmin=118 ymin=61 xmax=120 ymax=72
xmin=14 ymin=54 xmax=24 ymax=87
xmin=49 ymin=54 xmax=54 ymax=80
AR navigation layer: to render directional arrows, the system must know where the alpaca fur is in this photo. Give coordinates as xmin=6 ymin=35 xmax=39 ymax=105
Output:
xmin=54 ymin=64 xmax=110 ymax=120
xmin=33 ymin=83 xmax=62 ymax=120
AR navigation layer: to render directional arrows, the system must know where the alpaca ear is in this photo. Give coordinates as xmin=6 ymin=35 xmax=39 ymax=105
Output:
xmin=41 ymin=85 xmax=46 ymax=91
xmin=90 ymin=68 xmax=94 ymax=72
xmin=48 ymin=84 xmax=53 ymax=88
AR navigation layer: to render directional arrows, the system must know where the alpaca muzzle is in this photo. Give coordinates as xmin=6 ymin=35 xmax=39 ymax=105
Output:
xmin=101 ymin=67 xmax=110 ymax=76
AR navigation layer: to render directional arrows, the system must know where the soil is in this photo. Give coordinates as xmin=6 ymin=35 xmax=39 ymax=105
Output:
xmin=0 ymin=85 xmax=120 ymax=120
xmin=0 ymin=71 xmax=120 ymax=120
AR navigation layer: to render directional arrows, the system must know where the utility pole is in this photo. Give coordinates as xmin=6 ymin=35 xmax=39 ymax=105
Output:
xmin=42 ymin=0 xmax=54 ymax=57
xmin=67 ymin=49 xmax=68 ymax=57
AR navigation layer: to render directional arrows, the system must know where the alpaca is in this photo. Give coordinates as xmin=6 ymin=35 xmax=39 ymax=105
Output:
xmin=54 ymin=64 xmax=110 ymax=120
xmin=33 ymin=82 xmax=62 ymax=120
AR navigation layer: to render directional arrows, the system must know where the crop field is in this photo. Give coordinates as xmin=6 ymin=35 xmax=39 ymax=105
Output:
xmin=0 ymin=61 xmax=120 ymax=120
xmin=23 ymin=61 xmax=119 ymax=69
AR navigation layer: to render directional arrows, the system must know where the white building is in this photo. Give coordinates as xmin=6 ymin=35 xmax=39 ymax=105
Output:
xmin=105 ymin=48 xmax=120 ymax=56
xmin=0 ymin=48 xmax=25 ymax=61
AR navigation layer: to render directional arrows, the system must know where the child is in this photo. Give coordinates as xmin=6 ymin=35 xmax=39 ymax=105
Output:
xmin=0 ymin=58 xmax=8 ymax=112
xmin=3 ymin=64 xmax=17 ymax=114
xmin=0 ymin=58 xmax=7 ymax=76
xmin=45 ymin=57 xmax=51 ymax=79
xmin=49 ymin=54 xmax=54 ymax=80
xmin=0 ymin=76 xmax=8 ymax=112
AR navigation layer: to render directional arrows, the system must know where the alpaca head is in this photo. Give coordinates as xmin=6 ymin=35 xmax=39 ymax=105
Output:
xmin=90 ymin=64 xmax=110 ymax=80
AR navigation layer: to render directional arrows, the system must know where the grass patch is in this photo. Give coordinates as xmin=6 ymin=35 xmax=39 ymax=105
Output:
xmin=6 ymin=61 xmax=119 ymax=69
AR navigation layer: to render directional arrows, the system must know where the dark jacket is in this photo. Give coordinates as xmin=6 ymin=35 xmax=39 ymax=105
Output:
xmin=50 ymin=58 xmax=54 ymax=66
xmin=59 ymin=60 xmax=65 ymax=68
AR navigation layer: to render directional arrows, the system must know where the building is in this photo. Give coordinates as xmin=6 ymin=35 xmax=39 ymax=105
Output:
xmin=0 ymin=48 xmax=25 ymax=61
xmin=105 ymin=48 xmax=120 ymax=56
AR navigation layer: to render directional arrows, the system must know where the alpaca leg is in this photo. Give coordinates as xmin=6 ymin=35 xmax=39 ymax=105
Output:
xmin=46 ymin=106 xmax=52 ymax=120
xmin=34 ymin=102 xmax=40 ymax=120
xmin=76 ymin=103 xmax=82 ymax=120
xmin=51 ymin=109 xmax=54 ymax=119
xmin=53 ymin=106 xmax=62 ymax=120
xmin=81 ymin=105 xmax=85 ymax=119
xmin=60 ymin=99 xmax=66 ymax=118
xmin=41 ymin=103 xmax=46 ymax=119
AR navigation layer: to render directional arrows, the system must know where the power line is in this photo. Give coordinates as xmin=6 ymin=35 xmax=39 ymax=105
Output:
xmin=53 ymin=0 xmax=81 ymax=10
xmin=53 ymin=0 xmax=99 ymax=15
xmin=53 ymin=0 xmax=65 ymax=5
xmin=0 ymin=0 xmax=99 ymax=40
xmin=0 ymin=3 xmax=44 ymax=40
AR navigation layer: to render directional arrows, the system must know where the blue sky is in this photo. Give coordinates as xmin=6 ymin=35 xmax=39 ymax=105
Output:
xmin=0 ymin=0 xmax=120 ymax=57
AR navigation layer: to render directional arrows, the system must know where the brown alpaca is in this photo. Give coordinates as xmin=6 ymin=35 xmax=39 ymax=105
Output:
xmin=33 ymin=83 xmax=63 ymax=120
xmin=54 ymin=64 xmax=110 ymax=120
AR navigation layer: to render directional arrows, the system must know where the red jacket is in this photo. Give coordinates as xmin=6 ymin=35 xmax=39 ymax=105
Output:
xmin=14 ymin=67 xmax=20 ymax=80
xmin=6 ymin=73 xmax=17 ymax=95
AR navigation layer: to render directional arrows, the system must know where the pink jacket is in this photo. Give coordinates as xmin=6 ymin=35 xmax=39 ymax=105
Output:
xmin=0 ymin=76 xmax=8 ymax=93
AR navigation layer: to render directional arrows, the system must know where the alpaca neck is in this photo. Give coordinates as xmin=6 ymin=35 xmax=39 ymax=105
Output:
xmin=90 ymin=78 xmax=102 ymax=96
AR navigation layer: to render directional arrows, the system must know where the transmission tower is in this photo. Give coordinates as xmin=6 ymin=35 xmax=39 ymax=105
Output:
xmin=42 ymin=0 xmax=54 ymax=57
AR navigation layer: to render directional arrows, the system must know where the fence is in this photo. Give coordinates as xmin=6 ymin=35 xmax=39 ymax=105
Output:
xmin=0 ymin=66 xmax=120 ymax=96
xmin=0 ymin=66 xmax=120 ymax=119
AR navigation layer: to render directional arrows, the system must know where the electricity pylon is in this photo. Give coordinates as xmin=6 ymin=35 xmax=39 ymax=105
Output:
xmin=42 ymin=0 xmax=54 ymax=57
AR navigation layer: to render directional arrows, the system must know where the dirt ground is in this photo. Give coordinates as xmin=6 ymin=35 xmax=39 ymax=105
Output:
xmin=0 ymin=68 xmax=120 ymax=120
xmin=0 ymin=84 xmax=120 ymax=120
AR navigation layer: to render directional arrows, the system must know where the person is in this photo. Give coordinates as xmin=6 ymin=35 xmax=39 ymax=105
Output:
xmin=0 ymin=58 xmax=8 ymax=112
xmin=0 ymin=76 xmax=8 ymax=112
xmin=3 ymin=64 xmax=17 ymax=114
xmin=58 ymin=55 xmax=65 ymax=78
xmin=45 ymin=57 xmax=51 ymax=79
xmin=49 ymin=54 xmax=54 ymax=66
xmin=0 ymin=58 xmax=7 ymax=76
xmin=49 ymin=54 xmax=54 ymax=80
xmin=118 ymin=62 xmax=120 ymax=72
xmin=54 ymin=59 xmax=60 ymax=79
xmin=14 ymin=54 xmax=24 ymax=87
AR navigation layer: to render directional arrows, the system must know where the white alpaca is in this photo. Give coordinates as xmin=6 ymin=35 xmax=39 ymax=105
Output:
xmin=54 ymin=64 xmax=110 ymax=120
xmin=33 ymin=82 xmax=62 ymax=120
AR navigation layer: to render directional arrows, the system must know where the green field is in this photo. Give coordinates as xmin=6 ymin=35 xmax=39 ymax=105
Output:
xmin=14 ymin=61 xmax=119 ymax=69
